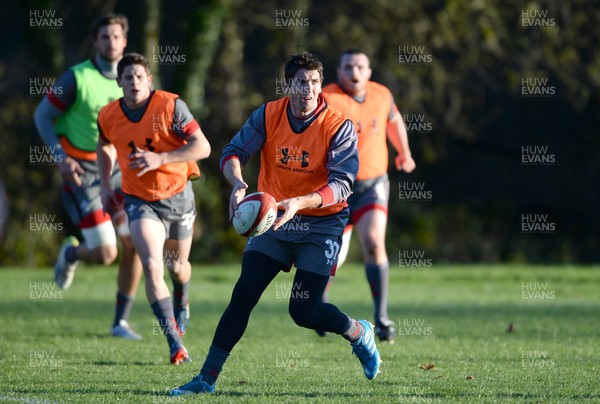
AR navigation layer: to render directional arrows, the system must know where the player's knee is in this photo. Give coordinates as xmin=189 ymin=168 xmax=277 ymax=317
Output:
xmin=119 ymin=235 xmax=135 ymax=251
xmin=166 ymin=258 xmax=188 ymax=277
xmin=91 ymin=244 xmax=118 ymax=265
xmin=288 ymin=302 xmax=316 ymax=329
xmin=364 ymin=238 xmax=386 ymax=260
xmin=140 ymin=257 xmax=163 ymax=276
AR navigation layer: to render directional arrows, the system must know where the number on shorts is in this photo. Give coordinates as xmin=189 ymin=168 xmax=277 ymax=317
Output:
xmin=180 ymin=213 xmax=195 ymax=231
xmin=325 ymin=239 xmax=340 ymax=265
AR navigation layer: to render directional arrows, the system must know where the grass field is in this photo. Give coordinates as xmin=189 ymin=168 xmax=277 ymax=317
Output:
xmin=1 ymin=263 xmax=599 ymax=403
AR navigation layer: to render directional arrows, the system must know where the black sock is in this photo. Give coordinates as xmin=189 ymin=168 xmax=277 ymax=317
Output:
xmin=200 ymin=345 xmax=230 ymax=385
xmin=150 ymin=297 xmax=181 ymax=349
xmin=113 ymin=291 xmax=134 ymax=327
xmin=65 ymin=245 xmax=78 ymax=263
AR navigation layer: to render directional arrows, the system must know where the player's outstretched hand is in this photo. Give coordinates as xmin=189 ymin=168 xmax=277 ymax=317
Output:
xmin=229 ymin=180 xmax=248 ymax=220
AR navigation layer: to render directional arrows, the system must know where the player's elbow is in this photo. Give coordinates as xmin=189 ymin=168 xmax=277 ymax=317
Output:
xmin=200 ymin=141 xmax=211 ymax=160
xmin=194 ymin=138 xmax=211 ymax=160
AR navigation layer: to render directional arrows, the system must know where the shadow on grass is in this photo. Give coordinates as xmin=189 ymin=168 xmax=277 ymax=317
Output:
xmin=92 ymin=360 xmax=157 ymax=367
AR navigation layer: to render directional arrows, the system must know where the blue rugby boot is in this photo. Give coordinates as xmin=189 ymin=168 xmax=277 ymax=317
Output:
xmin=350 ymin=320 xmax=381 ymax=380
xmin=170 ymin=374 xmax=215 ymax=396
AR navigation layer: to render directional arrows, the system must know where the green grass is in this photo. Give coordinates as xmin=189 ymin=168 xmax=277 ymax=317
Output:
xmin=1 ymin=264 xmax=599 ymax=403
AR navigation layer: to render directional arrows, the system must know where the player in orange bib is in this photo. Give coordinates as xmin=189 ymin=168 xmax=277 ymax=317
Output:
xmin=171 ymin=52 xmax=381 ymax=396
xmin=33 ymin=14 xmax=143 ymax=340
xmin=97 ymin=53 xmax=211 ymax=365
xmin=322 ymin=50 xmax=416 ymax=342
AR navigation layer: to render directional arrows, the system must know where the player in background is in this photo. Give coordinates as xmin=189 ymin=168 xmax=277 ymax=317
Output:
xmin=33 ymin=14 xmax=143 ymax=340
xmin=170 ymin=51 xmax=380 ymax=396
xmin=321 ymin=50 xmax=416 ymax=342
xmin=97 ymin=53 xmax=211 ymax=364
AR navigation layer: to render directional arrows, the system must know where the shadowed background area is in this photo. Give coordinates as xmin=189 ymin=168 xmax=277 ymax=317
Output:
xmin=0 ymin=0 xmax=598 ymax=266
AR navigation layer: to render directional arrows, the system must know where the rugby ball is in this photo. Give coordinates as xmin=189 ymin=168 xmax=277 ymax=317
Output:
xmin=232 ymin=192 xmax=277 ymax=237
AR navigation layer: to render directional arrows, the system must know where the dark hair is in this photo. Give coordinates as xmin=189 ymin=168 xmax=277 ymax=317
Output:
xmin=284 ymin=51 xmax=324 ymax=82
xmin=339 ymin=49 xmax=368 ymax=66
xmin=117 ymin=53 xmax=151 ymax=79
xmin=92 ymin=13 xmax=129 ymax=39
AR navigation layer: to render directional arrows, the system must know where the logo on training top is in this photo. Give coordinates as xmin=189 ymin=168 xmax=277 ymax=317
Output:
xmin=354 ymin=119 xmax=378 ymax=135
xmin=128 ymin=139 xmax=156 ymax=154
xmin=275 ymin=145 xmax=313 ymax=173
